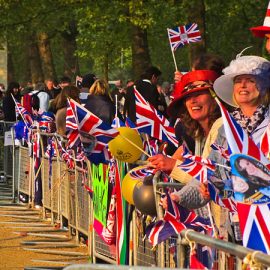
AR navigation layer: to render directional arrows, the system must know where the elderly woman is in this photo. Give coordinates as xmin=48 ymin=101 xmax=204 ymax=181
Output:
xmin=214 ymin=55 xmax=270 ymax=141
xmin=208 ymin=55 xmax=270 ymax=200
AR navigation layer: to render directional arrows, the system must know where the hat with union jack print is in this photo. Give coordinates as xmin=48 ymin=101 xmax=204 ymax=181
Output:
xmin=167 ymin=70 xmax=219 ymax=117
xmin=250 ymin=1 xmax=270 ymax=37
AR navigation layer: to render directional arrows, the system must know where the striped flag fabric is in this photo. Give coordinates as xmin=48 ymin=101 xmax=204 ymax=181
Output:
xmin=129 ymin=167 xmax=154 ymax=180
xmin=68 ymin=99 xmax=119 ymax=146
xmin=177 ymin=157 xmax=216 ymax=184
xmin=260 ymin=125 xmax=270 ymax=159
xmin=67 ymin=99 xmax=118 ymax=164
xmin=237 ymin=202 xmax=270 ymax=254
xmin=134 ymin=87 xmax=178 ymax=147
xmin=13 ymin=98 xmax=33 ymax=126
xmin=167 ymin=23 xmax=201 ymax=51
xmin=208 ymin=181 xmax=237 ymax=213
xmin=113 ymin=159 xmax=127 ymax=264
xmin=146 ymin=192 xmax=211 ymax=246
xmin=216 ymin=99 xmax=270 ymax=167
xmin=66 ymin=101 xmax=80 ymax=148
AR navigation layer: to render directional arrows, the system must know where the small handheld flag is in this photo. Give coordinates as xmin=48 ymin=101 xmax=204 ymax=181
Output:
xmin=168 ymin=23 xmax=202 ymax=51
xmin=167 ymin=23 xmax=201 ymax=70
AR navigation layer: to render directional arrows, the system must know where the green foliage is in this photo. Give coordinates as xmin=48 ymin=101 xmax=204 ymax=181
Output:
xmin=0 ymin=0 xmax=269 ymax=83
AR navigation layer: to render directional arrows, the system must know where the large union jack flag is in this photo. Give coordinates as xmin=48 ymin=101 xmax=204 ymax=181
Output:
xmin=134 ymin=87 xmax=178 ymax=147
xmin=237 ymin=202 xmax=270 ymax=254
xmin=216 ymin=99 xmax=270 ymax=167
xmin=167 ymin=23 xmax=201 ymax=51
xmin=146 ymin=192 xmax=211 ymax=247
xmin=67 ymin=99 xmax=118 ymax=164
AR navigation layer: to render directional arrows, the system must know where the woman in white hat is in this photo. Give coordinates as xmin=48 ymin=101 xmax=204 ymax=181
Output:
xmin=213 ymin=55 xmax=270 ymax=144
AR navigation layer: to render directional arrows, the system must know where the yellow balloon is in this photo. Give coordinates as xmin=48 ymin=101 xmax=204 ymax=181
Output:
xmin=108 ymin=127 xmax=143 ymax=163
xmin=122 ymin=175 xmax=141 ymax=205
xmin=122 ymin=165 xmax=148 ymax=204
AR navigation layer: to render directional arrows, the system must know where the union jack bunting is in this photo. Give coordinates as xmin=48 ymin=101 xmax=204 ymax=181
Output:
xmin=146 ymin=192 xmax=211 ymax=246
xmin=167 ymin=23 xmax=201 ymax=51
xmin=216 ymin=99 xmax=270 ymax=167
xmin=134 ymin=87 xmax=178 ymax=147
xmin=13 ymin=98 xmax=33 ymax=126
xmin=237 ymin=202 xmax=270 ymax=254
xmin=260 ymin=125 xmax=270 ymax=159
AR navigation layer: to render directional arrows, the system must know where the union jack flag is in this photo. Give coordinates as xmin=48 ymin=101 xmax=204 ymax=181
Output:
xmin=216 ymin=99 xmax=270 ymax=167
xmin=237 ymin=202 xmax=270 ymax=254
xmin=13 ymin=98 xmax=33 ymax=126
xmin=208 ymin=181 xmax=237 ymax=213
xmin=177 ymin=157 xmax=215 ymax=184
xmin=134 ymin=87 xmax=178 ymax=147
xmin=68 ymin=99 xmax=119 ymax=157
xmin=129 ymin=167 xmax=154 ymax=180
xmin=146 ymin=192 xmax=211 ymax=246
xmin=167 ymin=23 xmax=201 ymax=51
xmin=260 ymin=125 xmax=270 ymax=159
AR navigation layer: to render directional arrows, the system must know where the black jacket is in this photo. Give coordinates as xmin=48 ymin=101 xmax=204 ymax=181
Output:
xmin=3 ymin=94 xmax=20 ymax=121
xmin=84 ymin=95 xmax=115 ymax=125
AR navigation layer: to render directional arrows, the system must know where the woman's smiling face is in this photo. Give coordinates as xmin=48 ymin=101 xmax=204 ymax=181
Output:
xmin=233 ymin=74 xmax=260 ymax=107
xmin=184 ymin=90 xmax=215 ymax=123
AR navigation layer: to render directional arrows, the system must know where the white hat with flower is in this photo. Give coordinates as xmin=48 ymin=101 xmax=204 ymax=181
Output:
xmin=213 ymin=55 xmax=270 ymax=107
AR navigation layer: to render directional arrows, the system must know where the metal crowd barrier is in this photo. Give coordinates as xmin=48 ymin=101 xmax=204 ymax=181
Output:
xmin=3 ymin=122 xmax=270 ymax=269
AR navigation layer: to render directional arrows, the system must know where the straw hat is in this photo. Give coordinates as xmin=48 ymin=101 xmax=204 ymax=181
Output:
xmin=167 ymin=70 xmax=219 ymax=117
xmin=213 ymin=55 xmax=270 ymax=107
xmin=250 ymin=1 xmax=270 ymax=37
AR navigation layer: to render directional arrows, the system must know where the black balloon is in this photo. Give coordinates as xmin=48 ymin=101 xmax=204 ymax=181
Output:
xmin=133 ymin=182 xmax=157 ymax=216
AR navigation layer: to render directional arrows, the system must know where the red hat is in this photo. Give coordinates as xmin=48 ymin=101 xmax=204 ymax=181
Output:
xmin=250 ymin=1 xmax=270 ymax=37
xmin=167 ymin=70 xmax=219 ymax=117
